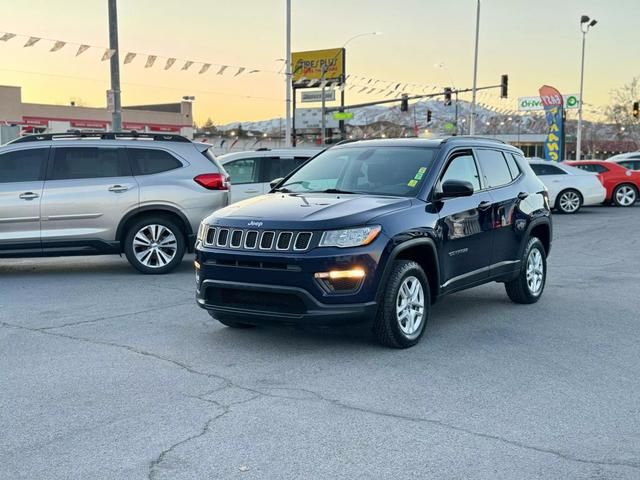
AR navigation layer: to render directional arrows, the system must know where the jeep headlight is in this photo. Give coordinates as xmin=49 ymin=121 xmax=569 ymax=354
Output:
xmin=319 ymin=226 xmax=381 ymax=248
xmin=196 ymin=222 xmax=207 ymax=243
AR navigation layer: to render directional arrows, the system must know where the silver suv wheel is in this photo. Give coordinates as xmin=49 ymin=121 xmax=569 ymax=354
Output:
xmin=133 ymin=224 xmax=178 ymax=268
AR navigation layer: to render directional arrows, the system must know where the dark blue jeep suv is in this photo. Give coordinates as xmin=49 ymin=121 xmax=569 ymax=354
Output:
xmin=195 ymin=137 xmax=552 ymax=348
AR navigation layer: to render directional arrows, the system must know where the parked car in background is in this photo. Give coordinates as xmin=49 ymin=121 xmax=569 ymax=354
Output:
xmin=607 ymin=152 xmax=640 ymax=171
xmin=528 ymin=160 xmax=606 ymax=214
xmin=0 ymin=132 xmax=229 ymax=273
xmin=218 ymin=148 xmax=321 ymax=203
xmin=565 ymin=160 xmax=640 ymax=207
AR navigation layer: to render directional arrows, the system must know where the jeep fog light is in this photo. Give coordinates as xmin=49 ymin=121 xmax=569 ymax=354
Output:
xmin=315 ymin=268 xmax=365 ymax=293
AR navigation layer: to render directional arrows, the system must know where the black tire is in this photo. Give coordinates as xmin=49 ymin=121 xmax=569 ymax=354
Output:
xmin=372 ymin=260 xmax=430 ymax=349
xmin=209 ymin=312 xmax=256 ymax=329
xmin=123 ymin=215 xmax=186 ymax=274
xmin=505 ymin=237 xmax=547 ymax=304
xmin=555 ymin=189 xmax=583 ymax=214
xmin=612 ymin=183 xmax=638 ymax=207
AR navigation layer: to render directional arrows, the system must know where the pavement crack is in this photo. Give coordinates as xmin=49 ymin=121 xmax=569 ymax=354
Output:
xmin=37 ymin=302 xmax=192 ymax=331
xmin=148 ymin=408 xmax=229 ymax=480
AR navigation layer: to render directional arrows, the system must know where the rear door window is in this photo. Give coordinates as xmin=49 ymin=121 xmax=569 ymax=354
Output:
xmin=128 ymin=148 xmax=183 ymax=175
xmin=475 ymin=149 xmax=513 ymax=188
xmin=0 ymin=148 xmax=48 ymax=183
xmin=224 ymin=158 xmax=260 ymax=184
xmin=50 ymin=147 xmax=129 ymax=180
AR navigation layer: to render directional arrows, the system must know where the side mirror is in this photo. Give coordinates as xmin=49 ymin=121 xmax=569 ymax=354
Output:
xmin=438 ymin=179 xmax=474 ymax=199
xmin=270 ymin=177 xmax=284 ymax=189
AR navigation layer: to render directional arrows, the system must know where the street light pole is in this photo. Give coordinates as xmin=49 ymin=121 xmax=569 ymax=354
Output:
xmin=107 ymin=0 xmax=122 ymax=131
xmin=285 ymin=0 xmax=292 ymax=147
xmin=469 ymin=0 xmax=480 ymax=135
xmin=576 ymin=15 xmax=597 ymax=160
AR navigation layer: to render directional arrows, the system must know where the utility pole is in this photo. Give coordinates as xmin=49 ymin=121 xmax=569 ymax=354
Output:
xmin=107 ymin=0 xmax=122 ymax=131
xmin=320 ymin=64 xmax=327 ymax=145
xmin=470 ymin=0 xmax=480 ymax=135
xmin=576 ymin=15 xmax=597 ymax=160
xmin=285 ymin=0 xmax=292 ymax=147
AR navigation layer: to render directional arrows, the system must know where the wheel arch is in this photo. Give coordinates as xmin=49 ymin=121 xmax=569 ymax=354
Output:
xmin=376 ymin=237 xmax=440 ymax=304
xmin=116 ymin=206 xmax=193 ymax=252
xmin=525 ymin=218 xmax=552 ymax=256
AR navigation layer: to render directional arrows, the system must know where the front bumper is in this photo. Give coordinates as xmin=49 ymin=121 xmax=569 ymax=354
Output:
xmin=196 ymin=279 xmax=377 ymax=325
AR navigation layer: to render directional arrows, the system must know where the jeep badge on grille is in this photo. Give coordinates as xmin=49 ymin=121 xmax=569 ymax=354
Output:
xmin=247 ymin=221 xmax=264 ymax=227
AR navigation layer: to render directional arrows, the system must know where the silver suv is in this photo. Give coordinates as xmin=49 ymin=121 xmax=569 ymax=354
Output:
xmin=0 ymin=132 xmax=229 ymax=274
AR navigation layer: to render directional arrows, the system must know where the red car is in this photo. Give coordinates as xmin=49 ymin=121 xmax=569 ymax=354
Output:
xmin=564 ymin=160 xmax=640 ymax=207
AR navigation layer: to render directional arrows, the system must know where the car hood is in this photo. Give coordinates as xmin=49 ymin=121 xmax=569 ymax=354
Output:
xmin=206 ymin=192 xmax=413 ymax=230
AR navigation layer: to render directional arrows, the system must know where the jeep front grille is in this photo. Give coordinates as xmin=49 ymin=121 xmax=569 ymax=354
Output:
xmin=203 ymin=227 xmax=313 ymax=252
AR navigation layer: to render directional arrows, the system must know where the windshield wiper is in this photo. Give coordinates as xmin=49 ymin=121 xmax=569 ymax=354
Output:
xmin=312 ymin=188 xmax=363 ymax=194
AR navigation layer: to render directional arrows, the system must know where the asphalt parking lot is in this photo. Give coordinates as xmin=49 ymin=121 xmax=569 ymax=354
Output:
xmin=1 ymin=205 xmax=639 ymax=480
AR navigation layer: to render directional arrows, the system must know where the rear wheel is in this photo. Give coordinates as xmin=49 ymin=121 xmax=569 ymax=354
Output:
xmin=372 ymin=260 xmax=430 ymax=348
xmin=612 ymin=184 xmax=637 ymax=207
xmin=209 ymin=312 xmax=255 ymax=329
xmin=505 ymin=237 xmax=546 ymax=304
xmin=556 ymin=189 xmax=582 ymax=214
xmin=124 ymin=216 xmax=186 ymax=274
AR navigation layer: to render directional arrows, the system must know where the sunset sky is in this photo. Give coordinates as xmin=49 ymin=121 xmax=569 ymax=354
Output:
xmin=1 ymin=0 xmax=638 ymax=125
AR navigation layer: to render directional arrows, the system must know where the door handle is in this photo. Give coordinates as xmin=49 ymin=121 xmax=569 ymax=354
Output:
xmin=108 ymin=185 xmax=129 ymax=193
xmin=517 ymin=191 xmax=529 ymax=200
xmin=19 ymin=192 xmax=39 ymax=200
xmin=477 ymin=200 xmax=492 ymax=211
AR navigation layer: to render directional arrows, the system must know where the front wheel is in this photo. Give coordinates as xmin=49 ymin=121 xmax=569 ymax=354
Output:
xmin=556 ymin=189 xmax=582 ymax=214
xmin=505 ymin=237 xmax=547 ymax=304
xmin=124 ymin=216 xmax=186 ymax=274
xmin=612 ymin=184 xmax=637 ymax=207
xmin=372 ymin=260 xmax=430 ymax=348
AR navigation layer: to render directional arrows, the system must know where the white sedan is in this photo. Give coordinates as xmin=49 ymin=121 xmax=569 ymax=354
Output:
xmin=528 ymin=160 xmax=606 ymax=214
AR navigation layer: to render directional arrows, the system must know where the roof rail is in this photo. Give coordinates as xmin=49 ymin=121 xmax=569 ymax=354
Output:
xmin=442 ymin=135 xmax=506 ymax=144
xmin=9 ymin=131 xmax=191 ymax=144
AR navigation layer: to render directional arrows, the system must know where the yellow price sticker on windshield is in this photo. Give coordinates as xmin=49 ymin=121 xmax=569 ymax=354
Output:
xmin=407 ymin=179 xmax=418 ymax=187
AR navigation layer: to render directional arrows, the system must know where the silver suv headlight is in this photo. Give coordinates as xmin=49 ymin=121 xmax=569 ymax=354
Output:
xmin=319 ymin=226 xmax=382 ymax=248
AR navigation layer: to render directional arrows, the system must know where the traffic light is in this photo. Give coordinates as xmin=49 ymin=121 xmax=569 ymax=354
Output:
xmin=500 ymin=74 xmax=509 ymax=98
xmin=400 ymin=94 xmax=409 ymax=112
xmin=427 ymin=110 xmax=432 ymax=123
xmin=444 ymin=87 xmax=452 ymax=106
xmin=633 ymin=101 xmax=639 ymax=119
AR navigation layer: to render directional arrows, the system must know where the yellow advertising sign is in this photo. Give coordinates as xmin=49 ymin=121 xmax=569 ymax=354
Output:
xmin=292 ymin=48 xmax=345 ymax=85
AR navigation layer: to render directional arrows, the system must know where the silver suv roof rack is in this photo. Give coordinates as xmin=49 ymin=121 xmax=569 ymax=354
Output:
xmin=9 ymin=131 xmax=191 ymax=144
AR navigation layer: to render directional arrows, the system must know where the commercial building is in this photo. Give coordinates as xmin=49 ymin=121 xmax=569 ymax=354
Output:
xmin=0 ymin=85 xmax=194 ymax=142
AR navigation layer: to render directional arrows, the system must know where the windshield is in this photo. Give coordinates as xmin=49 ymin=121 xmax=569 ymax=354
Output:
xmin=276 ymin=146 xmax=437 ymax=197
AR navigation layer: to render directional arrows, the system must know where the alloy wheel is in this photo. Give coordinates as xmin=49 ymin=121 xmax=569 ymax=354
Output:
xmin=615 ymin=186 xmax=636 ymax=206
xmin=559 ymin=191 xmax=581 ymax=213
xmin=133 ymin=224 xmax=178 ymax=268
xmin=396 ymin=276 xmax=425 ymax=336
xmin=526 ymin=248 xmax=544 ymax=296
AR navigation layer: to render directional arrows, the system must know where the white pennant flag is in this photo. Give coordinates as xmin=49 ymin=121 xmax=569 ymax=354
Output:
xmin=0 ymin=33 xmax=16 ymax=42
xmin=50 ymin=40 xmax=66 ymax=52
xmin=76 ymin=44 xmax=90 ymax=56
xmin=164 ymin=58 xmax=176 ymax=70
xmin=145 ymin=55 xmax=157 ymax=68
xmin=248 ymin=69 xmax=260 ymax=74
xmin=123 ymin=52 xmax=136 ymax=64
xmin=358 ymin=87 xmax=367 ymax=93
xmin=24 ymin=37 xmax=41 ymax=48
xmin=198 ymin=63 xmax=211 ymax=74
xmin=339 ymin=84 xmax=346 ymax=92
xmin=101 ymin=49 xmax=116 ymax=61
xmin=181 ymin=60 xmax=194 ymax=71
xmin=217 ymin=65 xmax=228 ymax=75
xmin=234 ymin=67 xmax=245 ymax=77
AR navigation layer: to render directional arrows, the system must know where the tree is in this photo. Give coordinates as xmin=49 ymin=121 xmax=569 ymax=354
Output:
xmin=203 ymin=117 xmax=215 ymax=129
xmin=605 ymin=77 xmax=640 ymax=132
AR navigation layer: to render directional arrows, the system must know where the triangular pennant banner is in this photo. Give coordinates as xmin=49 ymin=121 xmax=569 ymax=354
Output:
xmin=164 ymin=58 xmax=176 ymax=70
xmin=234 ymin=67 xmax=245 ymax=77
xmin=49 ymin=41 xmax=66 ymax=52
xmin=76 ymin=44 xmax=90 ymax=56
xmin=0 ymin=33 xmax=16 ymax=42
xmin=217 ymin=65 xmax=228 ymax=75
xmin=101 ymin=49 xmax=116 ymax=61
xmin=198 ymin=63 xmax=211 ymax=74
xmin=181 ymin=60 xmax=194 ymax=71
xmin=124 ymin=52 xmax=136 ymax=64
xmin=145 ymin=55 xmax=157 ymax=68
xmin=24 ymin=37 xmax=41 ymax=48
xmin=248 ymin=69 xmax=260 ymax=74
xmin=358 ymin=87 xmax=367 ymax=93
